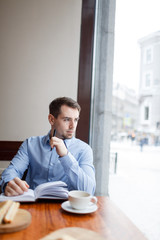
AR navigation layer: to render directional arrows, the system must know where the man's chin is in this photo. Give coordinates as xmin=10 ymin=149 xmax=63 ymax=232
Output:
xmin=66 ymin=135 xmax=73 ymax=139
xmin=65 ymin=133 xmax=74 ymax=139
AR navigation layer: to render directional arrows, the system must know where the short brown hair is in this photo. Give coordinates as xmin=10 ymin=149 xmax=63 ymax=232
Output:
xmin=49 ymin=97 xmax=81 ymax=118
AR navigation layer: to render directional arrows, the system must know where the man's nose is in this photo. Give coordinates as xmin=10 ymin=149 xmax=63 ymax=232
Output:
xmin=69 ymin=120 xmax=74 ymax=129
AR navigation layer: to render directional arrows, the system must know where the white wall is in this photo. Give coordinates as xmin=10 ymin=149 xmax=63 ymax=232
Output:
xmin=0 ymin=0 xmax=82 ymax=140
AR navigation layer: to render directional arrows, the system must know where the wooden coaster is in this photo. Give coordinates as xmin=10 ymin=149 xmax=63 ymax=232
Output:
xmin=40 ymin=227 xmax=106 ymax=240
xmin=0 ymin=209 xmax=31 ymax=233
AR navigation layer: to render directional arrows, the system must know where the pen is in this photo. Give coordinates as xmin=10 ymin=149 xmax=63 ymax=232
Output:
xmin=63 ymin=139 xmax=67 ymax=149
xmin=50 ymin=129 xmax=56 ymax=151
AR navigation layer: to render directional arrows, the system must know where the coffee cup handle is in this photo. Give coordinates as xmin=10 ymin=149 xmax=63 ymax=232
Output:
xmin=90 ymin=196 xmax=97 ymax=205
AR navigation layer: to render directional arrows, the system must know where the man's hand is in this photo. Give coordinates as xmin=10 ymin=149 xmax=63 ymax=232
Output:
xmin=50 ymin=136 xmax=68 ymax=157
xmin=4 ymin=177 xmax=29 ymax=196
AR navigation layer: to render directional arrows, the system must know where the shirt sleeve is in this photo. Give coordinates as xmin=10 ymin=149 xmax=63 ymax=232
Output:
xmin=0 ymin=140 xmax=29 ymax=192
xmin=59 ymin=145 xmax=96 ymax=195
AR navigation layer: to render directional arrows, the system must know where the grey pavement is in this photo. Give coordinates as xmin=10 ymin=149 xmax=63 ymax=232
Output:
xmin=109 ymin=141 xmax=160 ymax=240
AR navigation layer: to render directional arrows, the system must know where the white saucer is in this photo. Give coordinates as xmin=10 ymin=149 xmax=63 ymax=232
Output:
xmin=61 ymin=201 xmax=98 ymax=214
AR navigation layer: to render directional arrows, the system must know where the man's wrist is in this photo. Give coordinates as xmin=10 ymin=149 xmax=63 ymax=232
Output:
xmin=59 ymin=150 xmax=68 ymax=158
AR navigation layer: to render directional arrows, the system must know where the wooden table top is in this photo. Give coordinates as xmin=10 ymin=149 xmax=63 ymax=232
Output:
xmin=0 ymin=196 xmax=148 ymax=240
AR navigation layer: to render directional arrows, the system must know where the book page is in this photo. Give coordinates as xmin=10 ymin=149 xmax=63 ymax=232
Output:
xmin=0 ymin=189 xmax=35 ymax=202
xmin=34 ymin=181 xmax=68 ymax=199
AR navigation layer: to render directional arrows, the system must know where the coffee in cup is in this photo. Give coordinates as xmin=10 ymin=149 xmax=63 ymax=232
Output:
xmin=68 ymin=190 xmax=97 ymax=210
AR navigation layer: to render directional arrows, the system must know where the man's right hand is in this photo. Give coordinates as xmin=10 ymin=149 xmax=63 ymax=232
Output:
xmin=4 ymin=177 xmax=29 ymax=196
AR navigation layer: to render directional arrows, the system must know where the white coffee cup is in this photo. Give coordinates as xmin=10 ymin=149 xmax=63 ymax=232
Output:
xmin=68 ymin=190 xmax=97 ymax=210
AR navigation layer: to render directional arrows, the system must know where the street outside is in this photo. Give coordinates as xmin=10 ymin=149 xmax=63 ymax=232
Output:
xmin=109 ymin=140 xmax=160 ymax=240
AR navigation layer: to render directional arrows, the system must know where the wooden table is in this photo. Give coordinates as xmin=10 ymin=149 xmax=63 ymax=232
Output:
xmin=0 ymin=197 xmax=148 ymax=240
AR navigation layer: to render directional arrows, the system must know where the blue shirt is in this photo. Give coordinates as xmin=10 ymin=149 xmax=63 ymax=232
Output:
xmin=0 ymin=132 xmax=96 ymax=195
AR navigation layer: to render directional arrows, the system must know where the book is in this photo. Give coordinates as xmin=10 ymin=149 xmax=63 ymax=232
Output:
xmin=0 ymin=181 xmax=68 ymax=202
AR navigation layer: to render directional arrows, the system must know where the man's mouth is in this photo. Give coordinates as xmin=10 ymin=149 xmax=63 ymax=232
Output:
xmin=67 ymin=130 xmax=74 ymax=134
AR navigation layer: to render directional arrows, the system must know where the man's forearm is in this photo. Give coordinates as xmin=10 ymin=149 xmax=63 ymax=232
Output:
xmin=59 ymin=152 xmax=96 ymax=195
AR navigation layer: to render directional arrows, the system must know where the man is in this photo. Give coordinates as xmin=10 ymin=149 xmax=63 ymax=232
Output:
xmin=0 ymin=97 xmax=96 ymax=196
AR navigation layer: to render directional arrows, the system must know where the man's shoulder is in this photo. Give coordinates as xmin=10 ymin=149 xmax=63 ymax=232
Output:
xmin=24 ymin=134 xmax=48 ymax=145
xmin=26 ymin=135 xmax=44 ymax=141
xmin=73 ymin=137 xmax=92 ymax=150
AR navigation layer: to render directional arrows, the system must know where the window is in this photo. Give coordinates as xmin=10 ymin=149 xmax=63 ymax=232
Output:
xmin=144 ymin=106 xmax=149 ymax=120
xmin=143 ymin=71 xmax=152 ymax=88
xmin=156 ymin=121 xmax=160 ymax=129
xmin=146 ymin=48 xmax=151 ymax=63
xmin=144 ymin=46 xmax=153 ymax=64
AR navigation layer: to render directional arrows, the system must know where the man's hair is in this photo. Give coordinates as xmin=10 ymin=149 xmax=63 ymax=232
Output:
xmin=49 ymin=97 xmax=81 ymax=118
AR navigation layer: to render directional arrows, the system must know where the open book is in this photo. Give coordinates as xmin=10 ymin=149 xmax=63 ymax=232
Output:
xmin=0 ymin=181 xmax=68 ymax=202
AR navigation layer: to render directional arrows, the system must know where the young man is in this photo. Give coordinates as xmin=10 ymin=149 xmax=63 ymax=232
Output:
xmin=0 ymin=97 xmax=96 ymax=196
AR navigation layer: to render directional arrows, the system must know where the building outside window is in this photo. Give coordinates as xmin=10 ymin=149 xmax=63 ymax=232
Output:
xmin=138 ymin=32 xmax=160 ymax=142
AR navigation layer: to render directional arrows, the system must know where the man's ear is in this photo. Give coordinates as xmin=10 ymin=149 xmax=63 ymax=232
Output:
xmin=48 ymin=114 xmax=55 ymax=126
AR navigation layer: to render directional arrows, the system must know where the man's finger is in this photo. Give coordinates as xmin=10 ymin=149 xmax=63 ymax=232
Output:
xmin=14 ymin=177 xmax=29 ymax=192
xmin=5 ymin=185 xmax=19 ymax=196
xmin=50 ymin=135 xmax=58 ymax=149
xmin=5 ymin=181 xmax=23 ymax=196
xmin=23 ymin=181 xmax=29 ymax=191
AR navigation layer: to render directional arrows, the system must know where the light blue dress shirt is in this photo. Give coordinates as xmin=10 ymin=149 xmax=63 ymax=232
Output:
xmin=0 ymin=132 xmax=96 ymax=195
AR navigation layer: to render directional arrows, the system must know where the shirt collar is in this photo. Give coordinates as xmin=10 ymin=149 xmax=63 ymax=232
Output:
xmin=64 ymin=137 xmax=74 ymax=148
xmin=43 ymin=131 xmax=75 ymax=148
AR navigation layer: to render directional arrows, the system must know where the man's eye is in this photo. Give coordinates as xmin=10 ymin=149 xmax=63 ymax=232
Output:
xmin=64 ymin=118 xmax=70 ymax=121
xmin=75 ymin=118 xmax=79 ymax=123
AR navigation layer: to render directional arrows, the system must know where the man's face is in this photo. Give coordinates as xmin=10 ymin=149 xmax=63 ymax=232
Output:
xmin=53 ymin=105 xmax=80 ymax=139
